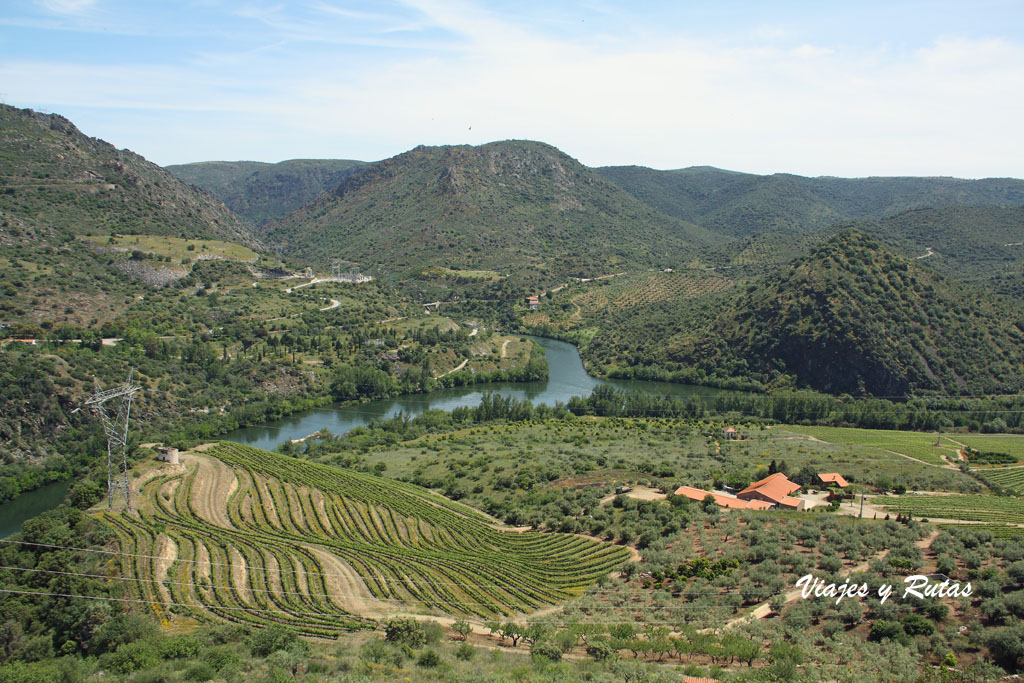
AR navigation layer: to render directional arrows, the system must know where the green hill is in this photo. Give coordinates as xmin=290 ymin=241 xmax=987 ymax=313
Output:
xmin=166 ymin=158 xmax=366 ymax=225
xmin=0 ymin=105 xmax=256 ymax=246
xmin=854 ymin=205 xmax=1024 ymax=282
xmin=266 ymin=141 xmax=726 ymax=279
xmin=599 ymin=165 xmax=1024 ymax=237
xmin=582 ymin=230 xmax=1024 ymax=396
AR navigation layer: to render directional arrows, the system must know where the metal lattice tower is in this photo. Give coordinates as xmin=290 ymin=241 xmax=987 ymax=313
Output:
xmin=86 ymin=369 xmax=139 ymax=511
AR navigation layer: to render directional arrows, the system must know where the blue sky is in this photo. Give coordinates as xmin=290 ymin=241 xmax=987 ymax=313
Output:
xmin=1 ymin=0 xmax=1022 ymax=176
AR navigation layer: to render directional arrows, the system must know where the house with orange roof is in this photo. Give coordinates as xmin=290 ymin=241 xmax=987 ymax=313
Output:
xmin=674 ymin=485 xmax=773 ymax=511
xmin=817 ymin=472 xmax=849 ymax=488
xmin=525 ymin=295 xmax=540 ymax=309
xmin=737 ymin=472 xmax=805 ymax=510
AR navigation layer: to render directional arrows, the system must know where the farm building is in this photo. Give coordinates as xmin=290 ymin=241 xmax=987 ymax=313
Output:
xmin=525 ymin=295 xmax=540 ymax=309
xmin=674 ymin=485 xmax=773 ymax=511
xmin=737 ymin=472 xmax=804 ymax=510
xmin=817 ymin=472 xmax=849 ymax=488
xmin=721 ymin=426 xmax=740 ymax=440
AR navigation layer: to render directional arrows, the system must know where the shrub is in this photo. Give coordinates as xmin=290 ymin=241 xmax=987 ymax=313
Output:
xmin=454 ymin=642 xmax=476 ymax=661
xmin=416 ymin=649 xmax=441 ymax=668
xmin=384 ymin=618 xmax=427 ymax=648
xmin=531 ymin=640 xmax=563 ymax=663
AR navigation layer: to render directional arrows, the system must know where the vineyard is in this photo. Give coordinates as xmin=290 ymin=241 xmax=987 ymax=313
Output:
xmin=873 ymin=493 xmax=1024 ymax=526
xmin=973 ymin=466 xmax=1024 ymax=494
xmin=572 ymin=271 xmax=735 ymax=317
xmin=101 ymin=443 xmax=628 ymax=637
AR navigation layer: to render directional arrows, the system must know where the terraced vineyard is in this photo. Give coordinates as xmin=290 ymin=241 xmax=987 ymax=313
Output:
xmin=873 ymin=493 xmax=1024 ymax=526
xmin=102 ymin=443 xmax=628 ymax=637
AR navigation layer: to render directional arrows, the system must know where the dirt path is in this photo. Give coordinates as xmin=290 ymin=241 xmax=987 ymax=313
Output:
xmin=320 ymin=298 xmax=340 ymax=311
xmin=183 ymin=453 xmax=237 ymax=529
xmin=500 ymin=339 xmax=510 ymax=358
xmin=153 ymin=534 xmax=177 ymax=604
xmin=436 ymin=358 xmax=468 ymax=378
xmin=599 ymin=486 xmax=666 ymax=506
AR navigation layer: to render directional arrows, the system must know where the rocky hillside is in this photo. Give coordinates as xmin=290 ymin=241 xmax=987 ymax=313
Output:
xmin=266 ymin=141 xmax=725 ymax=279
xmin=0 ymin=105 xmax=257 ymax=247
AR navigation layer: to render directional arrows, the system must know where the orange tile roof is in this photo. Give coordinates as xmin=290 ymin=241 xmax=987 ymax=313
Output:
xmin=818 ymin=472 xmax=849 ymax=487
xmin=737 ymin=472 xmax=801 ymax=505
xmin=674 ymin=486 xmax=772 ymax=511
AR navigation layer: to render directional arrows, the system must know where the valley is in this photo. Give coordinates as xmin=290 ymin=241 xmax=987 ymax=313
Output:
xmin=2 ymin=103 xmax=1024 ymax=681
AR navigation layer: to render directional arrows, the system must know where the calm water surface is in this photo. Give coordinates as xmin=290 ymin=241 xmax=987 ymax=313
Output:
xmin=223 ymin=336 xmax=728 ymax=451
xmin=0 ymin=479 xmax=72 ymax=538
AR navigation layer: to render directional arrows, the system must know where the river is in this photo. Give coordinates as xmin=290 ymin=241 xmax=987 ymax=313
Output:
xmin=1 ymin=337 xmax=722 ymax=536
xmin=0 ymin=479 xmax=73 ymax=539
xmin=222 ymin=335 xmax=727 ymax=451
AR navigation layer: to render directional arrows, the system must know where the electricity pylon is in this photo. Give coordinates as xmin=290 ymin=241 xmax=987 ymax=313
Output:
xmin=86 ymin=369 xmax=139 ymax=511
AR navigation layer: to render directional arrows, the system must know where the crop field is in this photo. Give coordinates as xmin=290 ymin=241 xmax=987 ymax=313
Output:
xmin=956 ymin=434 xmax=1024 ymax=462
xmin=83 ymin=233 xmax=260 ymax=262
xmin=102 ymin=443 xmax=627 ymax=637
xmin=571 ymin=271 xmax=735 ymax=316
xmin=778 ymin=425 xmax=961 ymax=466
xmin=938 ymin=523 xmax=1024 ymax=539
xmin=973 ymin=466 xmax=1024 ymax=494
xmin=873 ymin=493 xmax=1024 ymax=525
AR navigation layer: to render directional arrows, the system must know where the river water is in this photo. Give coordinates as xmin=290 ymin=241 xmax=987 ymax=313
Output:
xmin=1 ymin=337 xmax=722 ymax=536
xmin=0 ymin=479 xmax=73 ymax=538
xmin=222 ymin=336 xmax=726 ymax=451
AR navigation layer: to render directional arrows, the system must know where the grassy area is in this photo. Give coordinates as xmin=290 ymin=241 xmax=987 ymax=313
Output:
xmin=778 ymin=425 xmax=961 ymax=467
xmin=956 ymin=434 xmax=1024 ymax=461
xmin=420 ymin=267 xmax=503 ymax=281
xmin=84 ymin=234 xmax=260 ymax=263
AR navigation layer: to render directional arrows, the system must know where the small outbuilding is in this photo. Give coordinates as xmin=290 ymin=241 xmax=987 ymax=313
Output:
xmin=156 ymin=446 xmax=179 ymax=465
xmin=817 ymin=472 xmax=849 ymax=488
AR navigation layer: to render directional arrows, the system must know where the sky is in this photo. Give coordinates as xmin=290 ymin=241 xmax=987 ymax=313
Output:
xmin=1 ymin=0 xmax=1022 ymax=177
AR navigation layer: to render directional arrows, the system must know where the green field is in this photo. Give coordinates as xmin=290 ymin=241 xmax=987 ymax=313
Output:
xmin=103 ymin=443 xmax=627 ymax=636
xmin=84 ymin=233 xmax=260 ymax=263
xmin=957 ymin=434 xmax=1024 ymax=462
xmin=873 ymin=493 xmax=1024 ymax=525
xmin=974 ymin=467 xmax=1024 ymax=494
xmin=779 ymin=425 xmax=962 ymax=467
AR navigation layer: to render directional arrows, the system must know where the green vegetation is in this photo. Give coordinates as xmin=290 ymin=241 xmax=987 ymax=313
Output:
xmin=572 ymin=230 xmax=1024 ymax=396
xmin=0 ymin=104 xmax=254 ymax=246
xmin=82 ymin=234 xmax=260 ymax=263
xmin=598 ymin=164 xmax=1024 ymax=238
xmin=106 ymin=442 xmax=628 ymax=635
xmin=779 ymin=426 xmax=963 ymax=467
xmin=165 ymin=158 xmax=366 ymax=225
xmin=266 ymin=141 xmax=724 ymax=280
xmin=874 ymin=493 xmax=1024 ymax=525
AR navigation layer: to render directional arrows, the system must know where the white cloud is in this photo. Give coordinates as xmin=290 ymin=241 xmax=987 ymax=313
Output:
xmin=6 ymin=1 xmax=1023 ymax=177
xmin=36 ymin=0 xmax=97 ymax=15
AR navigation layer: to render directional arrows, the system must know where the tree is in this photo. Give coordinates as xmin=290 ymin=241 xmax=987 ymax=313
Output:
xmin=451 ymin=620 xmax=471 ymax=642
xmin=384 ymin=618 xmax=426 ymax=648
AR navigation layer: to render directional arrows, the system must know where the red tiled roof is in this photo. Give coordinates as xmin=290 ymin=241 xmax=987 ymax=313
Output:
xmin=737 ymin=472 xmax=801 ymax=505
xmin=674 ymin=486 xmax=772 ymax=511
xmin=818 ymin=472 xmax=849 ymax=487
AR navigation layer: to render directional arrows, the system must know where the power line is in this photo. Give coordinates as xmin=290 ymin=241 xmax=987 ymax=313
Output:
xmin=0 ymin=586 xmax=930 ymax=627
xmin=0 ymin=536 xmax=929 ymax=602
xmin=0 ymin=563 xmax=811 ymax=610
